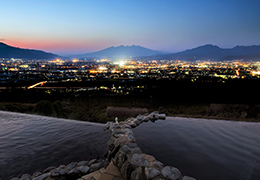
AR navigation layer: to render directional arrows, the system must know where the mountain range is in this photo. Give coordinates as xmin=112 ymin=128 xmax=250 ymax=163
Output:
xmin=146 ymin=44 xmax=260 ymax=61
xmin=0 ymin=42 xmax=59 ymax=59
xmin=69 ymin=45 xmax=164 ymax=59
xmin=0 ymin=42 xmax=260 ymax=61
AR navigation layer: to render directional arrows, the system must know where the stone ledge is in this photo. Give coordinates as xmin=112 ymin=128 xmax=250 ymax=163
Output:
xmin=105 ymin=111 xmax=196 ymax=180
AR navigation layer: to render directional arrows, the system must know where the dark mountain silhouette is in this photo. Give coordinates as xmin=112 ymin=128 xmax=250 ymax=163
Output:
xmin=0 ymin=42 xmax=59 ymax=59
xmin=70 ymin=45 xmax=164 ymax=59
xmin=145 ymin=44 xmax=260 ymax=61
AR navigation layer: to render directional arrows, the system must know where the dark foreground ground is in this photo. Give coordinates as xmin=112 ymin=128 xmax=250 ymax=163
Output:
xmin=1 ymin=78 xmax=259 ymax=122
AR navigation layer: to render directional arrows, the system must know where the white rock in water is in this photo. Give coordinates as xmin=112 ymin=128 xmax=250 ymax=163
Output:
xmin=158 ymin=114 xmax=166 ymax=119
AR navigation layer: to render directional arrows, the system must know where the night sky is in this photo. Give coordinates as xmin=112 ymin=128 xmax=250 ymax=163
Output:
xmin=1 ymin=0 xmax=260 ymax=55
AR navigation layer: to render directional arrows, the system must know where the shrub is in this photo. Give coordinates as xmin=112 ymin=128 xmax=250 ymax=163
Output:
xmin=33 ymin=100 xmax=55 ymax=116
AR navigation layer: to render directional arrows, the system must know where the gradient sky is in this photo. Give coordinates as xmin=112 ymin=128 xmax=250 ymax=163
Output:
xmin=1 ymin=0 xmax=260 ymax=55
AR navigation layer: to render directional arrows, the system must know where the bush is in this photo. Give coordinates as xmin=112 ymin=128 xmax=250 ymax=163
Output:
xmin=33 ymin=100 xmax=55 ymax=116
xmin=53 ymin=101 xmax=64 ymax=117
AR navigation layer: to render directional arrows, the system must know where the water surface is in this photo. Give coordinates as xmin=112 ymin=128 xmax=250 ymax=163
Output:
xmin=0 ymin=111 xmax=109 ymax=179
xmin=133 ymin=117 xmax=260 ymax=180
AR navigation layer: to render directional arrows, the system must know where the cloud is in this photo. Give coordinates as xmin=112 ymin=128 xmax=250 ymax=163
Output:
xmin=0 ymin=39 xmax=5 ymax=41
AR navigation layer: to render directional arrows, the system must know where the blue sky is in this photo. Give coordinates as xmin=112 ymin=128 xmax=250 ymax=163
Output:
xmin=0 ymin=0 xmax=260 ymax=55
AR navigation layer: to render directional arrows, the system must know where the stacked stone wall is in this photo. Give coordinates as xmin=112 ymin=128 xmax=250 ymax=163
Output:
xmin=105 ymin=112 xmax=196 ymax=180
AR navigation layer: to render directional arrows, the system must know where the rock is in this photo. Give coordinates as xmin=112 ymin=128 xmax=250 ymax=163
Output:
xmin=78 ymin=161 xmax=89 ymax=166
xmin=66 ymin=162 xmax=78 ymax=170
xmin=67 ymin=168 xmax=80 ymax=175
xmin=32 ymin=172 xmax=42 ymax=178
xmin=121 ymin=145 xmax=132 ymax=154
xmin=161 ymin=166 xmax=182 ymax=180
xmin=78 ymin=166 xmax=90 ymax=174
xmin=105 ymin=121 xmax=112 ymax=129
xmin=90 ymin=162 xmax=101 ymax=172
xmin=122 ymin=128 xmax=134 ymax=136
xmin=158 ymin=114 xmax=166 ymax=120
xmin=88 ymin=159 xmax=97 ymax=166
xmin=127 ymin=142 xmax=138 ymax=148
xmin=20 ymin=174 xmax=32 ymax=180
xmin=126 ymin=133 xmax=136 ymax=143
xmin=132 ymin=147 xmax=142 ymax=154
xmin=145 ymin=167 xmax=161 ymax=179
xmin=113 ymin=151 xmax=127 ymax=167
xmin=112 ymin=129 xmax=125 ymax=137
xmin=107 ymin=138 xmax=115 ymax=151
xmin=128 ymin=122 xmax=137 ymax=128
xmin=183 ymin=176 xmax=197 ymax=180
xmin=43 ymin=166 xmax=56 ymax=173
xmin=136 ymin=115 xmax=144 ymax=121
xmin=114 ymin=136 xmax=128 ymax=147
xmin=142 ymin=154 xmax=156 ymax=162
xmin=150 ymin=160 xmax=164 ymax=170
xmin=50 ymin=168 xmax=67 ymax=177
xmin=123 ymin=124 xmax=132 ymax=129
xmin=32 ymin=173 xmax=49 ymax=180
xmin=149 ymin=111 xmax=159 ymax=121
xmin=143 ymin=116 xmax=150 ymax=122
xmin=134 ymin=119 xmax=142 ymax=126
xmin=58 ymin=165 xmax=66 ymax=169
xmin=121 ymin=161 xmax=134 ymax=180
xmin=130 ymin=153 xmax=149 ymax=167
xmin=130 ymin=167 xmax=143 ymax=180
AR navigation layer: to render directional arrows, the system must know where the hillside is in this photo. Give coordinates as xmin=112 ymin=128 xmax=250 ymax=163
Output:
xmin=70 ymin=45 xmax=164 ymax=59
xmin=146 ymin=44 xmax=260 ymax=61
xmin=0 ymin=42 xmax=59 ymax=59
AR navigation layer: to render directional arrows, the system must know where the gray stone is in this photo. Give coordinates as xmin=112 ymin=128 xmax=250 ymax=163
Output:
xmin=90 ymin=162 xmax=101 ymax=172
xmin=50 ymin=168 xmax=67 ymax=177
xmin=127 ymin=143 xmax=138 ymax=148
xmin=121 ymin=161 xmax=134 ymax=180
xmin=114 ymin=136 xmax=128 ymax=147
xmin=145 ymin=167 xmax=161 ymax=179
xmin=78 ymin=166 xmax=90 ymax=174
xmin=105 ymin=121 xmax=112 ymax=129
xmin=20 ymin=174 xmax=32 ymax=180
xmin=121 ymin=144 xmax=132 ymax=154
xmin=58 ymin=165 xmax=66 ymax=169
xmin=142 ymin=154 xmax=156 ymax=162
xmin=32 ymin=172 xmax=42 ymax=178
xmin=128 ymin=122 xmax=137 ymax=128
xmin=68 ymin=168 xmax=80 ymax=175
xmin=123 ymin=124 xmax=132 ymax=129
xmin=43 ymin=166 xmax=56 ymax=173
xmin=143 ymin=116 xmax=150 ymax=122
xmin=78 ymin=161 xmax=89 ymax=166
xmin=113 ymin=151 xmax=127 ymax=168
xmin=149 ymin=111 xmax=159 ymax=121
xmin=127 ymin=133 xmax=136 ymax=143
xmin=132 ymin=147 xmax=142 ymax=154
xmin=66 ymin=162 xmax=78 ymax=170
xmin=107 ymin=138 xmax=115 ymax=151
xmin=32 ymin=173 xmax=49 ymax=180
xmin=130 ymin=153 xmax=149 ymax=167
xmin=150 ymin=160 xmax=164 ymax=170
xmin=134 ymin=119 xmax=142 ymax=126
xmin=130 ymin=167 xmax=143 ymax=180
xmin=161 ymin=166 xmax=182 ymax=180
xmin=112 ymin=129 xmax=125 ymax=137
xmin=136 ymin=115 xmax=144 ymax=121
xmin=158 ymin=114 xmax=166 ymax=120
xmin=183 ymin=176 xmax=197 ymax=180
xmin=122 ymin=128 xmax=134 ymax=135
xmin=88 ymin=159 xmax=97 ymax=166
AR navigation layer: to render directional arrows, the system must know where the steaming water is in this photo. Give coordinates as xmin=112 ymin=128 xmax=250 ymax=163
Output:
xmin=0 ymin=111 xmax=109 ymax=180
xmin=133 ymin=117 xmax=260 ymax=180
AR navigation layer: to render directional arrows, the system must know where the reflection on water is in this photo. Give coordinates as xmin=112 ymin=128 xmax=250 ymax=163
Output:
xmin=133 ymin=117 xmax=260 ymax=180
xmin=0 ymin=111 xmax=109 ymax=179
